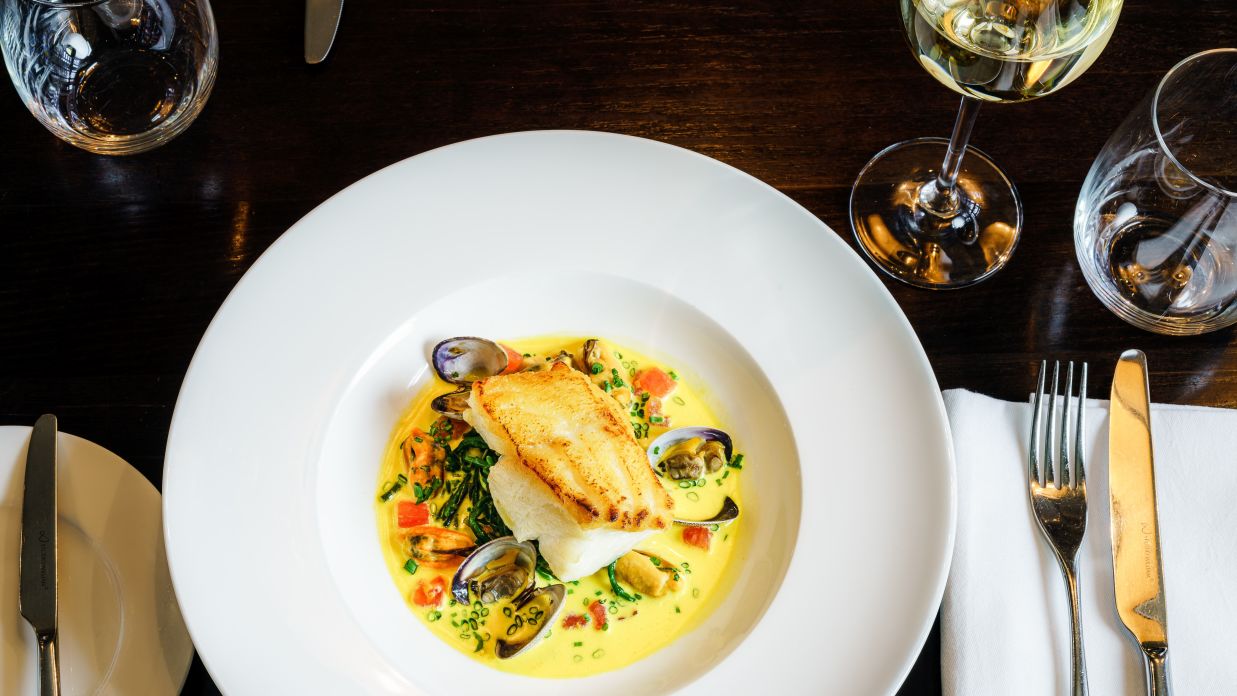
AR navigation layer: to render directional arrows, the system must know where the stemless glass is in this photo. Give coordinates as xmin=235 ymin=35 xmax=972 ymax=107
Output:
xmin=1 ymin=0 xmax=218 ymax=155
xmin=851 ymin=0 xmax=1122 ymax=289
xmin=1075 ymin=49 xmax=1237 ymax=335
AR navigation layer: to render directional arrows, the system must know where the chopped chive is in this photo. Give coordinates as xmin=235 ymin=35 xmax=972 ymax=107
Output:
xmin=573 ymin=641 xmax=583 ymax=647
xmin=692 ymin=588 xmax=701 ymax=598
xmin=573 ymin=654 xmax=584 ymax=663
xmin=672 ymin=396 xmax=685 ymax=405
xmin=451 ymin=371 xmax=459 ymax=378
xmin=727 ymin=454 xmax=744 ymax=469
xmin=403 ymin=558 xmax=418 ymax=574
xmin=650 ymin=556 xmax=661 ymax=566
xmin=669 ymin=370 xmax=678 ymax=380
xmin=594 ymin=590 xmax=602 ymax=596
xmin=591 ymin=362 xmax=604 ymax=374
xmin=686 ymin=491 xmax=700 ymax=501
xmin=650 ymin=415 xmax=664 ymax=424
xmin=522 ymin=353 xmax=531 ymax=357
xmin=675 ymin=606 xmax=681 ymax=614
xmin=592 ymin=649 xmax=605 ymax=659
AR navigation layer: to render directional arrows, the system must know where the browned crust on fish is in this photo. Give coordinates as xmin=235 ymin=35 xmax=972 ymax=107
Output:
xmin=469 ymin=364 xmax=674 ymax=531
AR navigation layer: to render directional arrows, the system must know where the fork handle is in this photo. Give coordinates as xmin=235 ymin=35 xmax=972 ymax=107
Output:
xmin=1141 ymin=643 xmax=1169 ymax=696
xmin=1063 ymin=559 xmax=1089 ymax=696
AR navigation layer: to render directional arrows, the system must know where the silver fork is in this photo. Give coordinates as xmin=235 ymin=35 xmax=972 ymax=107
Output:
xmin=1029 ymin=360 xmax=1090 ymax=696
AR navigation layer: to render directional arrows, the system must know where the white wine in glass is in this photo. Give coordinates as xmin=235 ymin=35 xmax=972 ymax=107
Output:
xmin=851 ymin=0 xmax=1122 ymax=289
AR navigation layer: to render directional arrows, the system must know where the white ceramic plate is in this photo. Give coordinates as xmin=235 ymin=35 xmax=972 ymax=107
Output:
xmin=0 ymin=427 xmax=193 ymax=695
xmin=164 ymin=131 xmax=954 ymax=695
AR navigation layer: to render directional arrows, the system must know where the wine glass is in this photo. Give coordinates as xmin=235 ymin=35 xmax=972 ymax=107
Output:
xmin=1 ymin=0 xmax=218 ymax=155
xmin=850 ymin=0 xmax=1122 ymax=289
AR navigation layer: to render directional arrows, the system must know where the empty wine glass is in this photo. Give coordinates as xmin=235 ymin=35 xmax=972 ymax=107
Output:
xmin=1 ymin=0 xmax=218 ymax=155
xmin=851 ymin=0 xmax=1122 ymax=289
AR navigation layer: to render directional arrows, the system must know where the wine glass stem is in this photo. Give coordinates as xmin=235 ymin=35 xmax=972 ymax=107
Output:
xmin=919 ymin=97 xmax=983 ymax=216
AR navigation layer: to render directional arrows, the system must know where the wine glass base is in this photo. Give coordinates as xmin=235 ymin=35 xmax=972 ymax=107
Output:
xmin=850 ymin=137 xmax=1023 ymax=289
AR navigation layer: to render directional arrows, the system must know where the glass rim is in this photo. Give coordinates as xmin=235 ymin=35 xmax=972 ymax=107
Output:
xmin=1152 ymin=47 xmax=1237 ymax=199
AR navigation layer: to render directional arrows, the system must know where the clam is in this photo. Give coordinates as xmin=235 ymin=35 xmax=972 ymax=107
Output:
xmin=647 ymin=427 xmax=741 ymax=527
xmin=432 ymin=337 xmax=510 ymax=385
xmin=451 ymin=537 xmax=537 ymax=605
xmin=673 ymin=496 xmax=740 ymax=527
xmin=494 ymin=584 xmax=566 ymax=659
xmin=430 ymin=387 xmax=471 ymax=421
xmin=646 ymin=426 xmax=733 ymax=480
xmin=450 ymin=537 xmax=566 ymax=659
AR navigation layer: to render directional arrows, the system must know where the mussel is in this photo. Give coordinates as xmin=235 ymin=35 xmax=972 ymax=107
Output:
xmin=432 ymin=337 xmax=511 ymax=385
xmin=430 ymin=387 xmax=471 ymax=421
xmin=647 ymin=426 xmax=733 ymax=480
xmin=451 ymin=537 xmax=566 ymax=659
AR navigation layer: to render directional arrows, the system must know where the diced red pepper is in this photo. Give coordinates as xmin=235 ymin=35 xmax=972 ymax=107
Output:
xmin=562 ymin=613 xmax=589 ymax=629
xmin=396 ymin=501 xmax=429 ymax=528
xmin=633 ymin=367 xmax=676 ymax=399
xmin=682 ymin=526 xmax=713 ymax=550
xmin=588 ymin=600 xmax=608 ymax=630
xmin=499 ymin=343 xmax=523 ymax=375
xmin=412 ymin=575 xmax=446 ymax=607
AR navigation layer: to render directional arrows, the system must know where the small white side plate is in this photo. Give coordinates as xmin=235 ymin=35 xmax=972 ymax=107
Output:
xmin=0 ymin=427 xmax=193 ymax=695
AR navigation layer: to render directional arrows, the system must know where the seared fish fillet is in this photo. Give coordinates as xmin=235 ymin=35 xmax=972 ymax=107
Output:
xmin=465 ymin=363 xmax=675 ymax=580
xmin=467 ymin=364 xmax=674 ymax=530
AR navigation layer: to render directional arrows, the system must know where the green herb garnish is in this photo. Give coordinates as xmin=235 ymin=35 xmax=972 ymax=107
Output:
xmin=607 ymin=560 xmax=638 ymax=602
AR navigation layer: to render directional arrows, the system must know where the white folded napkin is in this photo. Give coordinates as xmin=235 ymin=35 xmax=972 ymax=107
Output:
xmin=941 ymin=389 xmax=1237 ymax=696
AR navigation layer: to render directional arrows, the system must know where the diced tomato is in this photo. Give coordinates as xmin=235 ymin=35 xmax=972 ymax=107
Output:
xmin=682 ymin=526 xmax=713 ymax=550
xmin=412 ymin=576 xmax=446 ymax=607
xmin=588 ymin=600 xmax=608 ymax=630
xmin=499 ymin=343 xmax=523 ymax=375
xmin=633 ymin=367 xmax=676 ymax=399
xmin=396 ymin=501 xmax=429 ymax=528
xmin=562 ymin=613 xmax=589 ymax=629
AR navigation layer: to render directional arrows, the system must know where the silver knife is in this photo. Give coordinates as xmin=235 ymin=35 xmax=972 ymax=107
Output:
xmin=19 ymin=414 xmax=60 ymax=696
xmin=1109 ymin=350 xmax=1170 ymax=696
xmin=305 ymin=0 xmax=345 ymax=64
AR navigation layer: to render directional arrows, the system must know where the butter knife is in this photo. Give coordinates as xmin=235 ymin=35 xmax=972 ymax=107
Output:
xmin=305 ymin=0 xmax=345 ymax=64
xmin=19 ymin=414 xmax=60 ymax=696
xmin=1109 ymin=350 xmax=1170 ymax=695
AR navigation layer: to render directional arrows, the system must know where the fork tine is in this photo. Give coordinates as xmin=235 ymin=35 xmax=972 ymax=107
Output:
xmin=1029 ymin=360 xmax=1046 ymax=485
xmin=1060 ymin=362 xmax=1074 ymax=488
xmin=1045 ymin=361 xmax=1059 ymax=487
xmin=1075 ymin=362 xmax=1088 ymax=486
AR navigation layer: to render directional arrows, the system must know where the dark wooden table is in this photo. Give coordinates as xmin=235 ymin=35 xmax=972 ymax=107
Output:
xmin=2 ymin=2 xmax=1234 ymax=693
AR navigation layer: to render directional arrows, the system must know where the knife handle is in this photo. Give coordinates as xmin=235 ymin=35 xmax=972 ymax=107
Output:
xmin=1142 ymin=643 xmax=1169 ymax=696
xmin=37 ymin=632 xmax=60 ymax=696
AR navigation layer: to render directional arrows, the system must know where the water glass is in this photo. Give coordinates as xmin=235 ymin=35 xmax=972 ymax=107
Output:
xmin=1075 ymin=49 xmax=1237 ymax=335
xmin=1 ymin=0 xmax=218 ymax=155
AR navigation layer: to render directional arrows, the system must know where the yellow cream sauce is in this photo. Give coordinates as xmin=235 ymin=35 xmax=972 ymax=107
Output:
xmin=375 ymin=336 xmax=743 ymax=677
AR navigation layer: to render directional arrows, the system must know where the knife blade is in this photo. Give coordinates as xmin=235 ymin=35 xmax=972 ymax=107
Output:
xmin=1109 ymin=350 xmax=1171 ymax=695
xmin=305 ymin=0 xmax=345 ymax=64
xmin=19 ymin=414 xmax=60 ymax=696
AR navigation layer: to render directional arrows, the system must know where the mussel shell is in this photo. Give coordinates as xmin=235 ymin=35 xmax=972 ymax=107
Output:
xmin=432 ymin=337 xmax=510 ymax=385
xmin=450 ymin=536 xmax=537 ymax=606
xmin=646 ymin=426 xmax=733 ymax=472
xmin=495 ymin=584 xmax=566 ymax=659
xmin=430 ymin=388 xmax=471 ymax=421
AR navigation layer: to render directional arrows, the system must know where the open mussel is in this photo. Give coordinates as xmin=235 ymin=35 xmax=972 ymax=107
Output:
xmin=430 ymin=387 xmax=471 ymax=421
xmin=450 ymin=537 xmax=566 ymax=659
xmin=432 ymin=337 xmax=511 ymax=385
